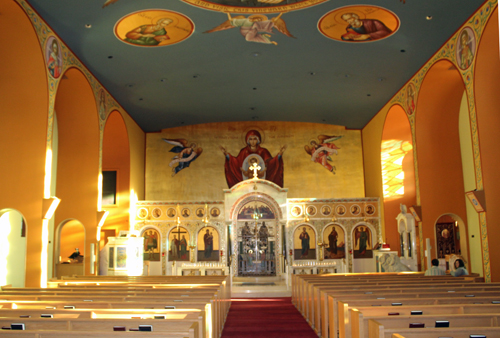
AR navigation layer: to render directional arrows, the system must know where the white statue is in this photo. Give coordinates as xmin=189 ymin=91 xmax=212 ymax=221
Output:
xmin=387 ymin=254 xmax=411 ymax=272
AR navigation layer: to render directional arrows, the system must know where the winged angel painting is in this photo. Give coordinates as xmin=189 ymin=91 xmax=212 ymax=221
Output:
xmin=204 ymin=12 xmax=295 ymax=45
xmin=162 ymin=139 xmax=203 ymax=176
xmin=304 ymin=135 xmax=342 ymax=174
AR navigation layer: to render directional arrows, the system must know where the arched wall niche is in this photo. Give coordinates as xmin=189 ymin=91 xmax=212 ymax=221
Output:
xmin=474 ymin=8 xmax=500 ymax=281
xmin=380 ymin=104 xmax=416 ymax=258
xmin=434 ymin=213 xmax=467 ymax=268
xmin=0 ymin=209 xmax=27 ymax=287
xmin=53 ymin=67 xmax=100 ymax=276
xmin=0 ymin=0 xmax=48 ymax=287
xmin=415 ymin=59 xmax=469 ymax=270
xmin=102 ymin=110 xmax=131 ymax=234
xmin=57 ymin=220 xmax=86 ymax=263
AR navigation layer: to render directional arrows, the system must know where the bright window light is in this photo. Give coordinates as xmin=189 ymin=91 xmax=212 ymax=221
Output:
xmin=381 ymin=140 xmax=412 ymax=198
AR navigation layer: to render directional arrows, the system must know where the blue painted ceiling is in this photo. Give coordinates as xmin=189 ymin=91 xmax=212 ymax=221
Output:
xmin=26 ymin=0 xmax=485 ymax=132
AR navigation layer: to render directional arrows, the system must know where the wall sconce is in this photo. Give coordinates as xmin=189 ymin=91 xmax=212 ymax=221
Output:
xmin=331 ymin=215 xmax=337 ymax=222
xmin=304 ymin=214 xmax=310 ymax=222
xmin=42 ymin=197 xmax=61 ymax=220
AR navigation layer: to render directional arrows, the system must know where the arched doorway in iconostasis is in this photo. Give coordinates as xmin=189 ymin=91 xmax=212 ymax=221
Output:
xmin=233 ymin=196 xmax=281 ymax=277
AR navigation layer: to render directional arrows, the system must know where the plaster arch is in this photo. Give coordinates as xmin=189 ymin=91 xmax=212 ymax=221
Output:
xmin=229 ymin=192 xmax=283 ymax=222
xmin=0 ymin=0 xmax=49 ymax=287
xmin=474 ymin=7 xmax=500 ymax=281
xmin=54 ymin=219 xmax=86 ymax=277
xmin=53 ymin=67 xmax=100 ymax=276
xmin=414 ymin=59 xmax=468 ymax=271
xmin=101 ymin=110 xmax=131 ymax=234
xmin=433 ymin=213 xmax=468 ymax=268
xmin=381 ymin=104 xmax=416 ymax=254
xmin=350 ymin=222 xmax=377 ymax=245
xmin=321 ymin=222 xmax=348 ymax=239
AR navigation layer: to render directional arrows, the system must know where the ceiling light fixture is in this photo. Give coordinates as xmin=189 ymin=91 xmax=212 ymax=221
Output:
xmin=251 ymin=52 xmax=260 ymax=57
xmin=85 ymin=24 xmax=92 ymax=28
xmin=107 ymin=56 xmax=113 ymax=59
xmin=160 ymin=78 xmax=167 ymax=82
xmin=426 ymin=16 xmax=433 ymax=20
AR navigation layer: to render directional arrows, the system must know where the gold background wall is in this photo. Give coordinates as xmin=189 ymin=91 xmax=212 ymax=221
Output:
xmin=146 ymin=121 xmax=364 ymax=200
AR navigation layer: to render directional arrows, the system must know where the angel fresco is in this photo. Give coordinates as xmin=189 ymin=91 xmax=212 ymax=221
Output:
xmin=304 ymin=135 xmax=342 ymax=174
xmin=204 ymin=12 xmax=295 ymax=45
xmin=354 ymin=226 xmax=372 ymax=258
xmin=162 ymin=138 xmax=203 ymax=176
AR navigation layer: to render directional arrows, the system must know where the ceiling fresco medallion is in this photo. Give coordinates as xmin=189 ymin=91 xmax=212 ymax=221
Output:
xmin=455 ymin=27 xmax=475 ymax=70
xmin=114 ymin=9 xmax=194 ymax=47
xmin=204 ymin=12 xmax=294 ymax=45
xmin=180 ymin=0 xmax=329 ymax=13
xmin=318 ymin=5 xmax=400 ymax=42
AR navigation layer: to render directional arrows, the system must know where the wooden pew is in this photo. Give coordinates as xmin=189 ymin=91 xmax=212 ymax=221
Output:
xmin=291 ymin=274 xmax=490 ymax=338
xmin=312 ymin=280 xmax=496 ymax=335
xmin=369 ymin=318 xmax=500 ymax=338
xmin=0 ymin=276 xmax=230 ymax=338
xmin=329 ymin=292 xmax=500 ymax=338
xmin=349 ymin=302 xmax=500 ymax=337
xmin=294 ymin=273 xmax=480 ymax=332
xmin=0 ymin=318 xmax=200 ymax=337
xmin=0 ymin=330 xmax=196 ymax=338
xmin=0 ymin=308 xmax=207 ymax=338
xmin=353 ymin=310 xmax=500 ymax=338
xmin=319 ymin=283 xmax=498 ymax=337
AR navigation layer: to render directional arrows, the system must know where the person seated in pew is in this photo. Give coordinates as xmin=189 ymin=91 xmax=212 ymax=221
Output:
xmin=425 ymin=258 xmax=446 ymax=276
xmin=451 ymin=258 xmax=469 ymax=277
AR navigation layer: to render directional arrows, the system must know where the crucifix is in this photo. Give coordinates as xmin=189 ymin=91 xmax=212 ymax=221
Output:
xmin=170 ymin=227 xmax=188 ymax=260
xmin=249 ymin=161 xmax=261 ymax=179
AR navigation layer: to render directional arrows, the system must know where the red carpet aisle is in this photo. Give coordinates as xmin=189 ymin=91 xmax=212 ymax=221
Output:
xmin=221 ymin=297 xmax=318 ymax=338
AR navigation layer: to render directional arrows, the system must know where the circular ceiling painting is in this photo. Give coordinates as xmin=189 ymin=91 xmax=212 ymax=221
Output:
xmin=115 ymin=9 xmax=194 ymax=47
xmin=180 ymin=0 xmax=328 ymax=13
xmin=318 ymin=5 xmax=400 ymax=42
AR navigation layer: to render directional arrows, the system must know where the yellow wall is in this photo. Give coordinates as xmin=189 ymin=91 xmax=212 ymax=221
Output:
xmin=146 ymin=122 xmax=364 ymax=200
xmin=362 ymin=1 xmax=498 ymax=278
xmin=458 ymin=91 xmax=482 ymax=275
xmin=474 ymin=8 xmax=500 ymax=281
xmin=1 ymin=1 xmax=49 ymax=287
xmin=102 ymin=111 xmax=131 ymax=233
xmin=1 ymin=0 xmax=146 ymax=284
